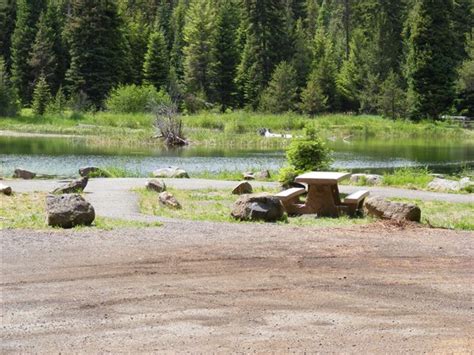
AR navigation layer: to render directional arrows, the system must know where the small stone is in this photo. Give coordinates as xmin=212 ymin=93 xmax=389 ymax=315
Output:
xmin=79 ymin=166 xmax=104 ymax=177
xmin=152 ymin=167 xmax=189 ymax=179
xmin=46 ymin=194 xmax=95 ymax=228
xmin=0 ymin=183 xmax=12 ymax=196
xmin=365 ymin=197 xmax=421 ymax=222
xmin=459 ymin=177 xmax=472 ymax=190
xmin=13 ymin=168 xmax=36 ymax=180
xmin=232 ymin=181 xmax=253 ymax=195
xmin=146 ymin=179 xmax=166 ymax=193
xmin=231 ymin=193 xmax=285 ymax=222
xmin=255 ymin=170 xmax=271 ymax=180
xmin=428 ymin=178 xmax=462 ymax=192
xmin=243 ymin=172 xmax=255 ymax=180
xmin=52 ymin=177 xmax=88 ymax=194
xmin=350 ymin=173 xmax=382 ymax=186
xmin=159 ymin=191 xmax=181 ymax=209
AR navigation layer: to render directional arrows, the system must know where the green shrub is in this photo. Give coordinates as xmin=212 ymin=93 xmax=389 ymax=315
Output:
xmin=105 ymin=84 xmax=171 ymax=113
xmin=286 ymin=128 xmax=331 ymax=172
xmin=278 ymin=166 xmax=299 ymax=187
xmin=31 ymin=74 xmax=52 ymax=116
xmin=382 ymin=167 xmax=433 ymax=189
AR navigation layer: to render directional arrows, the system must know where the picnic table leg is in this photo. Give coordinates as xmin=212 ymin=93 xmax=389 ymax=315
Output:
xmin=298 ymin=184 xmax=339 ymax=217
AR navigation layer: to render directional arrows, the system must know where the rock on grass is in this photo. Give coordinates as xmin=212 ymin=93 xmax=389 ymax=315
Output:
xmin=231 ymin=193 xmax=285 ymax=222
xmin=46 ymin=194 xmax=95 ymax=228
xmin=365 ymin=197 xmax=421 ymax=222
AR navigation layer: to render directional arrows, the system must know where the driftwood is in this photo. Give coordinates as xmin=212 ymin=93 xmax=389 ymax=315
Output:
xmin=152 ymin=103 xmax=188 ymax=147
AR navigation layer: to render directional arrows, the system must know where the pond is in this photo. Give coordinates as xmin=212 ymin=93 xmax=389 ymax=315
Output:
xmin=0 ymin=135 xmax=473 ymax=177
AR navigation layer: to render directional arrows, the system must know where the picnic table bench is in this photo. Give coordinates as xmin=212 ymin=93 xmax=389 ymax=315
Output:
xmin=275 ymin=172 xmax=369 ymax=217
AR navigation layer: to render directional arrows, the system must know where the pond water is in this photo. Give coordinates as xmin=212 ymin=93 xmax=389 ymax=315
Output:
xmin=1 ymin=135 xmax=473 ymax=177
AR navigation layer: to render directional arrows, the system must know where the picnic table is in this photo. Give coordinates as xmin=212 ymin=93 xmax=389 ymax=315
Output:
xmin=275 ymin=171 xmax=369 ymax=217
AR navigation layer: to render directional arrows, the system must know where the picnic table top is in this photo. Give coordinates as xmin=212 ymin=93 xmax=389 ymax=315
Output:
xmin=295 ymin=172 xmax=351 ymax=185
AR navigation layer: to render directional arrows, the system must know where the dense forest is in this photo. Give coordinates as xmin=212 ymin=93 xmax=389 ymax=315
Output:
xmin=0 ymin=0 xmax=473 ymax=120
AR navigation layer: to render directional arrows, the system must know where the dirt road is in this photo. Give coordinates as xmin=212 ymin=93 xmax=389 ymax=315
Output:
xmin=1 ymin=221 xmax=473 ymax=353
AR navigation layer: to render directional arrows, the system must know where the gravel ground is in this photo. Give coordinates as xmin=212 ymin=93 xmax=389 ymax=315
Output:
xmin=1 ymin=221 xmax=473 ymax=353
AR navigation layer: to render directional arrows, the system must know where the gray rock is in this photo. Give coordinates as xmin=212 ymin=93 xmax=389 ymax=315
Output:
xmin=0 ymin=183 xmax=12 ymax=196
xmin=428 ymin=178 xmax=463 ymax=192
xmin=52 ymin=177 xmax=88 ymax=194
xmin=243 ymin=172 xmax=255 ymax=180
xmin=350 ymin=173 xmax=383 ymax=186
xmin=79 ymin=166 xmax=103 ymax=177
xmin=13 ymin=169 xmax=36 ymax=180
xmin=159 ymin=191 xmax=181 ymax=209
xmin=232 ymin=181 xmax=253 ymax=195
xmin=231 ymin=193 xmax=285 ymax=222
xmin=153 ymin=167 xmax=189 ymax=179
xmin=459 ymin=177 xmax=472 ymax=190
xmin=365 ymin=197 xmax=421 ymax=222
xmin=255 ymin=170 xmax=271 ymax=180
xmin=46 ymin=194 xmax=95 ymax=228
xmin=146 ymin=179 xmax=166 ymax=193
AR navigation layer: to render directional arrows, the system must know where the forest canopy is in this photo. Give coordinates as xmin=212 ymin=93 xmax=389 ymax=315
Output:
xmin=0 ymin=0 xmax=473 ymax=120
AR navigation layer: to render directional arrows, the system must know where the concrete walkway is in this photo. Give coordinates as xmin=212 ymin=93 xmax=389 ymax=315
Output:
xmin=5 ymin=178 xmax=473 ymax=222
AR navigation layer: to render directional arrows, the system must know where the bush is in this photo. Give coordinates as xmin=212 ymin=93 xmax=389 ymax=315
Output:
xmin=105 ymin=84 xmax=171 ymax=113
xmin=279 ymin=128 xmax=331 ymax=186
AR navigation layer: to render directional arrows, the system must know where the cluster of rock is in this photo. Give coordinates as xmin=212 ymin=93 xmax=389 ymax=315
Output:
xmin=350 ymin=173 xmax=383 ymax=186
xmin=243 ymin=170 xmax=271 ymax=181
xmin=146 ymin=179 xmax=181 ymax=209
xmin=427 ymin=177 xmax=472 ymax=192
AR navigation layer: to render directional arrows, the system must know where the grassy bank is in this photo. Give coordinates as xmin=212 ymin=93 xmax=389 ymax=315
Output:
xmin=137 ymin=188 xmax=473 ymax=231
xmin=0 ymin=192 xmax=161 ymax=229
xmin=1 ymin=110 xmax=471 ymax=148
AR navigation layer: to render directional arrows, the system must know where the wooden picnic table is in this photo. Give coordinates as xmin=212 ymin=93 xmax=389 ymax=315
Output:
xmin=294 ymin=171 xmax=351 ymax=217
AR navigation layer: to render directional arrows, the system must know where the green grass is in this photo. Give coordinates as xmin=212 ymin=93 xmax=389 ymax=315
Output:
xmin=382 ymin=167 xmax=435 ymax=190
xmin=0 ymin=192 xmax=161 ymax=229
xmin=88 ymin=166 xmax=142 ymax=178
xmin=137 ymin=187 xmax=372 ymax=227
xmin=391 ymin=199 xmax=474 ymax=231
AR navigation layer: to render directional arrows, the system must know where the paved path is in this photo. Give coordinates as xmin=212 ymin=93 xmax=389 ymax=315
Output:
xmin=5 ymin=178 xmax=473 ymax=222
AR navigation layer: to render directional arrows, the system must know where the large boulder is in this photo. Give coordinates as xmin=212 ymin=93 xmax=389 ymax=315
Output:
xmin=153 ymin=167 xmax=189 ymax=179
xmin=147 ymin=179 xmax=166 ymax=193
xmin=79 ymin=166 xmax=104 ymax=177
xmin=46 ymin=194 xmax=95 ymax=228
xmin=13 ymin=168 xmax=36 ymax=180
xmin=232 ymin=181 xmax=253 ymax=195
xmin=52 ymin=177 xmax=88 ymax=194
xmin=350 ymin=173 xmax=382 ymax=186
xmin=0 ymin=183 xmax=12 ymax=196
xmin=365 ymin=197 xmax=421 ymax=222
xmin=159 ymin=191 xmax=181 ymax=209
xmin=231 ymin=193 xmax=285 ymax=222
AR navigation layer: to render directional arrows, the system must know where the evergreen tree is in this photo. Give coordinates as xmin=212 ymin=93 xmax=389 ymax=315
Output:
xmin=337 ymin=30 xmax=368 ymax=111
xmin=451 ymin=0 xmax=473 ymax=65
xmin=456 ymin=37 xmax=474 ymax=117
xmin=183 ymin=0 xmax=217 ymax=101
xmin=301 ymin=29 xmax=338 ymax=114
xmin=29 ymin=11 xmax=57 ymax=92
xmin=260 ymin=61 xmax=298 ymax=113
xmin=0 ymin=58 xmax=20 ymax=117
xmin=31 ymin=73 xmax=51 ymax=115
xmin=405 ymin=0 xmax=457 ymax=120
xmin=0 ymin=0 xmax=17 ymax=72
xmin=304 ymin=0 xmax=319 ymax=39
xmin=143 ymin=27 xmax=170 ymax=90
xmin=378 ymin=70 xmax=406 ymax=119
xmin=11 ymin=0 xmax=46 ymax=104
xmin=65 ymin=0 xmax=128 ymax=108
xmin=292 ymin=19 xmax=312 ymax=92
xmin=169 ymin=0 xmax=188 ymax=82
xmin=214 ymin=0 xmax=240 ymax=109
xmin=236 ymin=0 xmax=291 ymax=108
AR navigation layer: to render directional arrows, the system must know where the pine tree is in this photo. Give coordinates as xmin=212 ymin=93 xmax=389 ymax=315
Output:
xmin=31 ymin=73 xmax=51 ymax=115
xmin=0 ymin=58 xmax=20 ymax=117
xmin=236 ymin=0 xmax=291 ymax=108
xmin=301 ymin=29 xmax=338 ymax=114
xmin=260 ymin=61 xmax=298 ymax=113
xmin=456 ymin=37 xmax=474 ymax=117
xmin=169 ymin=0 xmax=188 ymax=82
xmin=183 ymin=0 xmax=217 ymax=101
xmin=28 ymin=11 xmax=57 ymax=92
xmin=451 ymin=0 xmax=473 ymax=65
xmin=65 ymin=0 xmax=128 ymax=108
xmin=378 ymin=70 xmax=406 ymax=120
xmin=292 ymin=19 xmax=312 ymax=92
xmin=11 ymin=0 xmax=46 ymax=104
xmin=0 ymin=0 xmax=17 ymax=72
xmin=337 ymin=30 xmax=368 ymax=111
xmin=304 ymin=0 xmax=319 ymax=40
xmin=214 ymin=0 xmax=240 ymax=109
xmin=405 ymin=0 xmax=457 ymax=120
xmin=143 ymin=27 xmax=170 ymax=90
